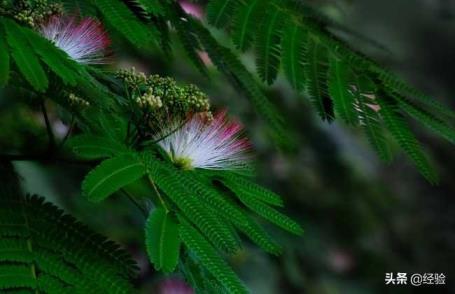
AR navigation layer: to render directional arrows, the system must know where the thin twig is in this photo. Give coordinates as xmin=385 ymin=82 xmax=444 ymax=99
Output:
xmin=0 ymin=153 xmax=96 ymax=165
xmin=121 ymin=189 xmax=149 ymax=218
xmin=41 ymin=100 xmax=56 ymax=150
xmin=59 ymin=115 xmax=75 ymax=149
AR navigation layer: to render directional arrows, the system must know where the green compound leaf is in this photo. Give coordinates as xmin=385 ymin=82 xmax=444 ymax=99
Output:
xmin=82 ymin=153 xmax=146 ymax=202
xmin=0 ymin=32 xmax=9 ymax=87
xmin=328 ymin=55 xmax=359 ymax=125
xmin=282 ymin=24 xmax=306 ymax=92
xmin=95 ymin=0 xmax=155 ymax=47
xmin=206 ymin=0 xmax=240 ymax=28
xmin=0 ymin=164 xmax=137 ymax=293
xmin=2 ymin=18 xmax=48 ymax=92
xmin=179 ymin=219 xmax=248 ymax=294
xmin=68 ymin=134 xmax=130 ymax=160
xmin=377 ymin=94 xmax=439 ymax=184
xmin=22 ymin=26 xmax=80 ymax=86
xmin=136 ymin=0 xmax=164 ymax=16
xmin=145 ymin=208 xmax=181 ymax=273
xmin=304 ymin=39 xmax=334 ymax=121
xmin=231 ymin=0 xmax=264 ymax=51
xmin=255 ymin=6 xmax=284 ymax=85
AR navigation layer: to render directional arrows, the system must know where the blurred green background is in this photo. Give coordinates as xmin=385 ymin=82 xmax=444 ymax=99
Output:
xmin=1 ymin=0 xmax=454 ymax=293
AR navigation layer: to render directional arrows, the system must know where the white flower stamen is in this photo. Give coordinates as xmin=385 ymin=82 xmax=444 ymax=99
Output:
xmin=40 ymin=16 xmax=110 ymax=64
xmin=154 ymin=111 xmax=251 ymax=170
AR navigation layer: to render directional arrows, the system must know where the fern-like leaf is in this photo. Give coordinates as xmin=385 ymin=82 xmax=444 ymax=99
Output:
xmin=219 ymin=172 xmax=284 ymax=207
xmin=0 ymin=164 xmax=137 ymax=293
xmin=236 ymin=195 xmax=303 ymax=235
xmin=94 ymin=0 xmax=154 ymax=47
xmin=231 ymin=0 xmax=264 ymax=51
xmin=282 ymin=24 xmax=306 ymax=92
xmin=395 ymin=95 xmax=455 ymax=145
xmin=149 ymin=162 xmax=241 ymax=253
xmin=377 ymin=94 xmax=438 ymax=183
xmin=354 ymin=75 xmax=392 ymax=162
xmin=255 ymin=6 xmax=284 ymax=84
xmin=190 ymin=18 xmax=294 ymax=148
xmin=328 ymin=55 xmax=359 ymax=125
xmin=207 ymin=0 xmax=240 ymax=29
xmin=304 ymin=38 xmax=333 ymax=121
xmin=135 ymin=0 xmax=164 ymax=16
xmin=179 ymin=218 xmax=248 ymax=294
xmin=179 ymin=171 xmax=250 ymax=226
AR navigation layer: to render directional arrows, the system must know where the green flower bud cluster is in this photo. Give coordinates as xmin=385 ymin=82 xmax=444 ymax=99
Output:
xmin=115 ymin=67 xmax=212 ymax=138
xmin=67 ymin=93 xmax=90 ymax=108
xmin=116 ymin=67 xmax=147 ymax=89
xmin=116 ymin=67 xmax=211 ymax=117
xmin=136 ymin=88 xmax=163 ymax=109
xmin=179 ymin=84 xmax=211 ymax=113
xmin=3 ymin=0 xmax=62 ymax=28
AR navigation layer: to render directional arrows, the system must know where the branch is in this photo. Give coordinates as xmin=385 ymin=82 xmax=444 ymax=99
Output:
xmin=41 ymin=100 xmax=56 ymax=151
xmin=0 ymin=153 xmax=96 ymax=165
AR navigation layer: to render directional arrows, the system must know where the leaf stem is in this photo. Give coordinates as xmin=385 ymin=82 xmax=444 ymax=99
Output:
xmin=148 ymin=176 xmax=169 ymax=212
xmin=121 ymin=188 xmax=149 ymax=218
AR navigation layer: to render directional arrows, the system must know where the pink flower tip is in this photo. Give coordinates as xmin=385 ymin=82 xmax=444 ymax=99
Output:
xmin=40 ymin=16 xmax=111 ymax=64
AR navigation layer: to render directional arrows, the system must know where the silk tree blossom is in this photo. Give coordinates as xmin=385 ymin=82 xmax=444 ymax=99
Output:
xmin=155 ymin=111 xmax=251 ymax=170
xmin=40 ymin=16 xmax=111 ymax=64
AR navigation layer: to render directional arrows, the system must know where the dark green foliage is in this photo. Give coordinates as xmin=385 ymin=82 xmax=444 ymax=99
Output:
xmin=83 ymin=110 xmax=129 ymax=142
xmin=328 ymin=56 xmax=358 ymax=125
xmin=151 ymin=1 xmax=295 ymax=148
xmin=255 ymin=6 xmax=284 ymax=84
xmin=60 ymin=0 xmax=98 ymax=16
xmin=395 ymin=95 xmax=455 ymax=144
xmin=2 ymin=18 xmax=48 ymax=92
xmin=206 ymin=0 xmax=240 ymax=29
xmin=204 ymin=0 xmax=455 ymax=181
xmin=304 ymin=39 xmax=334 ymax=121
xmin=0 ymin=32 xmax=9 ymax=86
xmin=68 ymin=134 xmax=130 ymax=160
xmin=188 ymin=18 xmax=294 ymax=148
xmin=21 ymin=27 xmax=79 ymax=86
xmin=77 ymin=144 xmax=300 ymax=292
xmin=217 ymin=173 xmax=302 ymax=235
xmin=148 ymin=162 xmax=242 ymax=254
xmin=135 ymin=0 xmax=164 ymax=16
xmin=377 ymin=94 xmax=438 ymax=183
xmin=94 ymin=0 xmax=155 ymax=47
xmin=354 ymin=75 xmax=392 ymax=162
xmin=0 ymin=165 xmax=137 ymax=293
xmin=2 ymin=1 xmax=454 ymax=293
xmin=145 ymin=208 xmax=181 ymax=273
xmin=0 ymin=17 xmax=108 ymax=109
xmin=218 ymin=171 xmax=284 ymax=207
xmin=282 ymin=23 xmax=306 ymax=92
xmin=179 ymin=219 xmax=248 ymax=294
xmin=82 ymin=153 xmax=147 ymax=202
xmin=231 ymin=0 xmax=264 ymax=51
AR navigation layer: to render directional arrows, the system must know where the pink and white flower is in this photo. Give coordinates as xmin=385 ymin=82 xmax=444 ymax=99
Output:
xmin=155 ymin=111 xmax=251 ymax=170
xmin=40 ymin=16 xmax=110 ymax=64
